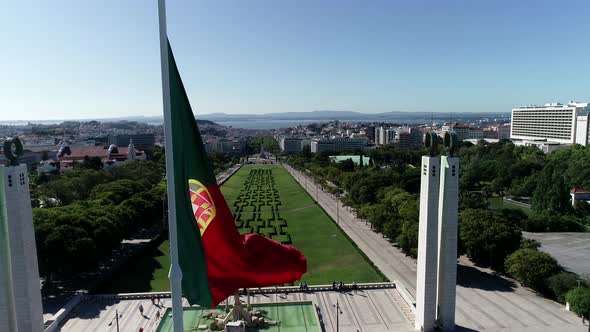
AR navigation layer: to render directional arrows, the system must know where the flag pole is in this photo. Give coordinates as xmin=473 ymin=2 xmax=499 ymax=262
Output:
xmin=157 ymin=0 xmax=184 ymax=331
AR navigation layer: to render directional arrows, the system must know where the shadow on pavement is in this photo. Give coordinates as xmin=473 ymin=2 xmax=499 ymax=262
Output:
xmin=457 ymin=264 xmax=515 ymax=292
xmin=453 ymin=325 xmax=479 ymax=332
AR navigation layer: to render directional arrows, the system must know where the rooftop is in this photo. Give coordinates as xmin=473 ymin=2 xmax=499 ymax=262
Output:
xmin=571 ymin=188 xmax=590 ymax=194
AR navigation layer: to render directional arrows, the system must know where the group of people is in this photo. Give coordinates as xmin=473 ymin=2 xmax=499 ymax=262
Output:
xmin=137 ymin=295 xmax=165 ymax=331
xmin=299 ymin=281 xmax=310 ymax=291
xmin=332 ymin=281 xmax=359 ymax=293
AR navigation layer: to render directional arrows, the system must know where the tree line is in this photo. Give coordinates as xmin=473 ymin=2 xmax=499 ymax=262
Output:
xmin=286 ymin=141 xmax=590 ymax=318
xmin=31 ymin=145 xmax=238 ymax=284
xmin=33 ymin=161 xmax=166 ymax=282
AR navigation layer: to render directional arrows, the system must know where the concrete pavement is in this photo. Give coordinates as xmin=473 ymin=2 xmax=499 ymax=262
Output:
xmin=524 ymin=232 xmax=590 ymax=276
xmin=283 ymin=164 xmax=585 ymax=332
xmin=55 ymin=286 xmax=416 ymax=332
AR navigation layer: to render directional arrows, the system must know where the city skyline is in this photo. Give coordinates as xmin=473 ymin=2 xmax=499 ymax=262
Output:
xmin=3 ymin=0 xmax=590 ymax=120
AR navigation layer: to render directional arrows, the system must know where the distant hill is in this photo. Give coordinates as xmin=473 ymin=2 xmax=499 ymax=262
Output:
xmin=199 ymin=110 xmax=510 ymax=123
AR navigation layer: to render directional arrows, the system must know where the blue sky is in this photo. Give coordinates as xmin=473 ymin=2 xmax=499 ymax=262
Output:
xmin=2 ymin=0 xmax=590 ymax=120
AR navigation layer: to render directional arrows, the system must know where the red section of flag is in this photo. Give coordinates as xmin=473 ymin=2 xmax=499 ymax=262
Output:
xmin=196 ymin=183 xmax=307 ymax=306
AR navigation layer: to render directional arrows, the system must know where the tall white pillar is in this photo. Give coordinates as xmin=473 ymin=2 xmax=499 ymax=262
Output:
xmin=436 ymin=156 xmax=459 ymax=331
xmin=415 ymin=156 xmax=440 ymax=331
xmin=0 ymin=164 xmax=43 ymax=332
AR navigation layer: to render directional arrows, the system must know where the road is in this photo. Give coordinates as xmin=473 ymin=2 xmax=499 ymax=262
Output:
xmin=283 ymin=164 xmax=585 ymax=332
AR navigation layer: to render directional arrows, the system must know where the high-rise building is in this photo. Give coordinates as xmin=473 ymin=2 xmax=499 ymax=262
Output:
xmin=442 ymin=123 xmax=470 ymax=141
xmin=310 ymin=137 xmax=367 ymax=153
xmin=365 ymin=126 xmax=376 ymax=142
xmin=333 ymin=137 xmax=368 ymax=151
xmin=468 ymin=127 xmax=483 ymax=140
xmin=511 ymin=102 xmax=590 ymax=145
xmin=409 ymin=128 xmax=423 ymax=148
xmin=279 ymin=137 xmax=303 ymax=153
xmin=398 ymin=131 xmax=411 ymax=148
xmin=497 ymin=125 xmax=511 ymax=139
xmin=375 ymin=127 xmax=396 ymax=146
xmin=310 ymin=139 xmax=335 ymax=154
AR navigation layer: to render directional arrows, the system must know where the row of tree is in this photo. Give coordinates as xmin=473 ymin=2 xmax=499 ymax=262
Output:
xmin=31 ymin=144 xmax=242 ymax=282
xmin=286 ymin=142 xmax=590 ymax=317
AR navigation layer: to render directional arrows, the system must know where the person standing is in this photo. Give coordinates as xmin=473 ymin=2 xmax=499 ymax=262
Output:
xmin=139 ymin=304 xmax=144 ymax=316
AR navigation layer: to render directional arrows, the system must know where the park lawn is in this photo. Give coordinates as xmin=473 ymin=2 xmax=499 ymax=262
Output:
xmin=100 ymin=164 xmax=384 ymax=293
xmin=221 ymin=164 xmax=315 ymax=212
xmin=222 ymin=164 xmax=384 ymax=284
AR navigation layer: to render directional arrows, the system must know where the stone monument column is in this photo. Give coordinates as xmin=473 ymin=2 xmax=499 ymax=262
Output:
xmin=415 ymin=133 xmax=441 ymax=332
xmin=0 ymin=138 xmax=44 ymax=332
xmin=436 ymin=154 xmax=459 ymax=331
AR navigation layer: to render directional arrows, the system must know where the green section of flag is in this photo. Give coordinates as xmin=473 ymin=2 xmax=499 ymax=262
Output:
xmin=168 ymin=41 xmax=214 ymax=306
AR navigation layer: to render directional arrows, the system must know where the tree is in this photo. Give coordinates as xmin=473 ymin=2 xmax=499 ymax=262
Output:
xmin=459 ymin=192 xmax=488 ymax=210
xmin=459 ymin=209 xmax=522 ymax=270
xmin=547 ymin=272 xmax=582 ymax=303
xmin=90 ymin=179 xmax=147 ymax=204
xmin=525 ymin=211 xmax=584 ymax=232
xmin=505 ymin=249 xmax=560 ymax=291
xmin=565 ymin=287 xmax=590 ymax=319
xmin=81 ymin=156 xmax=103 ymax=170
xmin=396 ymin=219 xmax=419 ymax=257
xmin=338 ymin=158 xmax=355 ymax=172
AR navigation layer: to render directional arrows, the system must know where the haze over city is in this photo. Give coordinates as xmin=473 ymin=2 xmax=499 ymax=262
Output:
xmin=3 ymin=0 xmax=590 ymax=121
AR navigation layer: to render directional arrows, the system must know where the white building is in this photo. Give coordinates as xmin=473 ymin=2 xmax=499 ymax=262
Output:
xmin=375 ymin=127 xmax=396 ymax=146
xmin=441 ymin=123 xmax=471 ymax=141
xmin=511 ymin=101 xmax=590 ymax=145
xmin=279 ymin=137 xmax=303 ymax=153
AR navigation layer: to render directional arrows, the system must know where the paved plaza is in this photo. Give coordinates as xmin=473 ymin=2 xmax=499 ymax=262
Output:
xmin=284 ymin=164 xmax=586 ymax=332
xmin=54 ymin=285 xmax=416 ymax=332
xmin=523 ymin=232 xmax=590 ymax=276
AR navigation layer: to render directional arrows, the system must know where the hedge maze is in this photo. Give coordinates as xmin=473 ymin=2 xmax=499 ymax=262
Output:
xmin=232 ymin=169 xmax=292 ymax=244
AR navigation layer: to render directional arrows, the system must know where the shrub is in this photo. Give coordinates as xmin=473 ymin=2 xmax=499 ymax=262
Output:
xmin=565 ymin=287 xmax=590 ymax=319
xmin=505 ymin=249 xmax=560 ymax=292
xmin=520 ymin=238 xmax=540 ymax=250
xmin=547 ymin=272 xmax=582 ymax=303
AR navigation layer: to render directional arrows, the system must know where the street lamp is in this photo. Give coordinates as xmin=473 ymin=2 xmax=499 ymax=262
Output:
xmin=108 ymin=309 xmax=121 ymax=331
xmin=333 ymin=300 xmax=343 ymax=332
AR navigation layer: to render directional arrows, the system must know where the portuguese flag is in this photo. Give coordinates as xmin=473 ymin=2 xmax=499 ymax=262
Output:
xmin=165 ymin=41 xmax=307 ymax=307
